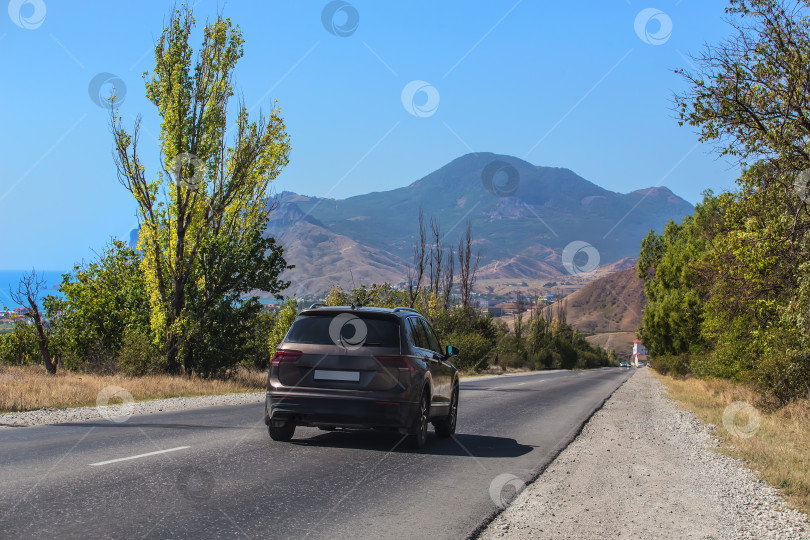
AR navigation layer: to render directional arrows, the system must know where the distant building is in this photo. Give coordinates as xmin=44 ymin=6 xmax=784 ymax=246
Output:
xmin=497 ymin=301 xmax=537 ymax=315
xmin=486 ymin=307 xmax=504 ymax=317
xmin=632 ymin=340 xmax=648 ymax=367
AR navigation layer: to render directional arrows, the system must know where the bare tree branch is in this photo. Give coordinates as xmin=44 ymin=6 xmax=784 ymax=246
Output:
xmin=11 ymin=270 xmax=56 ymax=374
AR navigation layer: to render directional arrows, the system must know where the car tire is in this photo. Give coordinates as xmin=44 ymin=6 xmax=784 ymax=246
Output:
xmin=268 ymin=421 xmax=296 ymax=442
xmin=409 ymin=390 xmax=430 ymax=449
xmin=433 ymin=385 xmax=458 ymax=437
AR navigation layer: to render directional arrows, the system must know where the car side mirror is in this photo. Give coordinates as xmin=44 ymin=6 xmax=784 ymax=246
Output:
xmin=445 ymin=345 xmax=459 ymax=357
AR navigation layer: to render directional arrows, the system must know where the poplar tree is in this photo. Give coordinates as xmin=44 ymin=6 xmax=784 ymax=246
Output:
xmin=112 ymin=7 xmax=291 ymax=373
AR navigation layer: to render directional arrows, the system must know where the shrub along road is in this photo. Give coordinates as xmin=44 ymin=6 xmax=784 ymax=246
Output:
xmin=0 ymin=369 xmax=630 ymax=539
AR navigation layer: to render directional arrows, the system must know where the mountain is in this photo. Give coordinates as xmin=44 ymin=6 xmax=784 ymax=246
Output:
xmin=264 ymin=153 xmax=693 ymax=298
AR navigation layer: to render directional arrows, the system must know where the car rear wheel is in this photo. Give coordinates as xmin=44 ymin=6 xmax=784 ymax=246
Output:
xmin=433 ymin=385 xmax=458 ymax=437
xmin=268 ymin=421 xmax=296 ymax=442
xmin=409 ymin=391 xmax=429 ymax=449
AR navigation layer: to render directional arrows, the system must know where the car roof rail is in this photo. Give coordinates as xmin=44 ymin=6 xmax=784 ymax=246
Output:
xmin=392 ymin=307 xmax=419 ymax=313
xmin=308 ymin=303 xmax=326 ymax=309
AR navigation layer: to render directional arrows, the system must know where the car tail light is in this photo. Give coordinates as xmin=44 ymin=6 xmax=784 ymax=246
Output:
xmin=271 ymin=350 xmax=302 ymax=367
xmin=374 ymin=355 xmax=414 ymax=371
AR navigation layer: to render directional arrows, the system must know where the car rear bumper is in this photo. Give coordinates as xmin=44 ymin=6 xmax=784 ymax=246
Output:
xmin=265 ymin=390 xmax=418 ymax=429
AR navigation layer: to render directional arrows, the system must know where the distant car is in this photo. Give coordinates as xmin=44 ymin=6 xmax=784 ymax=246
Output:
xmin=264 ymin=305 xmax=460 ymax=449
xmin=619 ymin=362 xmax=630 ymax=368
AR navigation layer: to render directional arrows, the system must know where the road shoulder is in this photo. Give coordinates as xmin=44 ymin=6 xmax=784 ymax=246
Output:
xmin=0 ymin=392 xmax=264 ymax=428
xmin=480 ymin=368 xmax=810 ymax=539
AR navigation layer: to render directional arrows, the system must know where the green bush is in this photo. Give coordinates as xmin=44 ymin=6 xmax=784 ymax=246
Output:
xmin=652 ymin=354 xmax=693 ymax=377
xmin=242 ymin=310 xmax=277 ymax=370
xmin=268 ymin=299 xmax=298 ymax=352
xmin=754 ymin=330 xmax=810 ymax=407
xmin=0 ymin=322 xmax=39 ymax=366
xmin=325 ymin=283 xmax=409 ymax=308
xmin=555 ymin=338 xmax=578 ymax=369
xmin=117 ymin=331 xmax=165 ymax=376
xmin=432 ymin=306 xmax=498 ymax=342
xmin=176 ymin=298 xmax=267 ymax=377
xmin=45 ymin=239 xmax=150 ymax=371
xmin=443 ymin=330 xmax=494 ymax=371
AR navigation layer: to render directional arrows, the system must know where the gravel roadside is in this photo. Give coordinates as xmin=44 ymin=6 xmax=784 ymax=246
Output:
xmin=480 ymin=368 xmax=810 ymax=540
xmin=0 ymin=392 xmax=264 ymax=428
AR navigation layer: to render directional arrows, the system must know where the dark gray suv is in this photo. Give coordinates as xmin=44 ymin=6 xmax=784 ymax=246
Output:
xmin=264 ymin=305 xmax=460 ymax=448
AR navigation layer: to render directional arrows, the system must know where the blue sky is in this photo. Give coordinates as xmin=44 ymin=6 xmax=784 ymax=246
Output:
xmin=1 ymin=0 xmax=738 ymax=270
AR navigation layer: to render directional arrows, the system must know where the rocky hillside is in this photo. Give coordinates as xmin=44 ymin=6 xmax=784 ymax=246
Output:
xmin=548 ymin=267 xmax=645 ymax=334
xmin=543 ymin=266 xmax=646 ymax=355
xmin=264 ymin=195 xmax=409 ymax=298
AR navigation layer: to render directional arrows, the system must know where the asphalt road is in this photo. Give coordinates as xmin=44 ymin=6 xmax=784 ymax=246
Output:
xmin=0 ymin=368 xmax=634 ymax=539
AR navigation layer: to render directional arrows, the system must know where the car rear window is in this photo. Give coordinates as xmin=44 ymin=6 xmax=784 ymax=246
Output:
xmin=284 ymin=313 xmax=400 ymax=348
xmin=407 ymin=317 xmax=429 ymax=349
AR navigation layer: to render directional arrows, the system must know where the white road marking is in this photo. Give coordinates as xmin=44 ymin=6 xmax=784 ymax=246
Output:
xmin=485 ymin=380 xmax=540 ymax=391
xmin=462 ymin=375 xmax=552 ymax=392
xmin=89 ymin=446 xmax=190 ymax=466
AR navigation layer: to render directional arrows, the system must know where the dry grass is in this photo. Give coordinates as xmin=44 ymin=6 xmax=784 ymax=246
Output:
xmin=0 ymin=365 xmax=266 ymax=413
xmin=459 ymin=366 xmax=541 ymax=378
xmin=653 ymin=371 xmax=810 ymax=515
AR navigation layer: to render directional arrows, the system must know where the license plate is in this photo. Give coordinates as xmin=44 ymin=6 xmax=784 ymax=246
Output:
xmin=314 ymin=370 xmax=360 ymax=382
